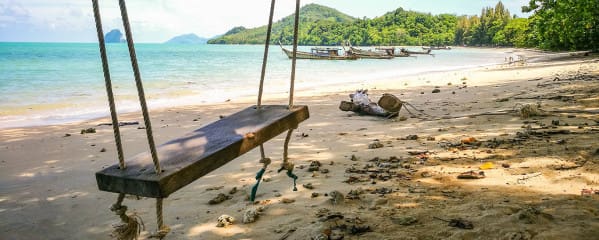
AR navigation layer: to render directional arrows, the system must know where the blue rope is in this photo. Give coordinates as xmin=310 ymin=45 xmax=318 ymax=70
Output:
xmin=250 ymin=168 xmax=266 ymax=202
xmin=278 ymin=167 xmax=298 ymax=191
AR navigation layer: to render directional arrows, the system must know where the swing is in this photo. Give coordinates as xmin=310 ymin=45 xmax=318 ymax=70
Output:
xmin=92 ymin=0 xmax=307 ymax=238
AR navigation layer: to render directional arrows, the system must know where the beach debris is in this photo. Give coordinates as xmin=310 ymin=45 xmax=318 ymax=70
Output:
xmin=110 ymin=205 xmax=144 ymax=240
xmin=479 ymin=162 xmax=495 ymax=170
xmin=329 ymin=191 xmax=344 ymax=205
xmin=378 ymin=93 xmax=403 ymax=113
xmin=392 ymin=216 xmax=418 ymax=226
xmin=516 ymin=173 xmax=542 ymax=184
xmin=216 ymin=215 xmax=235 ymax=227
xmin=461 ymin=136 xmax=478 ymax=145
xmin=433 ymin=216 xmax=474 ymax=229
xmin=350 ymin=155 xmax=359 ymax=161
xmin=303 ymin=183 xmax=315 ymax=189
xmin=340 ymin=90 xmax=401 ymax=118
xmin=457 ymin=170 xmax=485 ymax=179
xmin=368 ymin=140 xmax=384 ymax=149
xmin=80 ymin=128 xmax=96 ymax=134
xmin=403 ymin=134 xmax=419 ymax=140
xmin=206 ymin=186 xmax=224 ymax=191
xmin=308 ymin=161 xmax=322 ymax=172
xmin=515 ymin=103 xmax=546 ymax=119
xmin=346 ymin=188 xmax=364 ymax=200
xmin=242 ymin=206 xmax=265 ymax=224
xmin=580 ymin=188 xmax=596 ymax=196
xmin=229 ymin=187 xmax=238 ymax=195
xmin=208 ymin=193 xmax=232 ymax=205
xmin=98 ymin=121 xmax=139 ymax=127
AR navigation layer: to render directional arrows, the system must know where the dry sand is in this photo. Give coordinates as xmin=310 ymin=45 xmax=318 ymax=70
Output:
xmin=1 ymin=53 xmax=599 ymax=240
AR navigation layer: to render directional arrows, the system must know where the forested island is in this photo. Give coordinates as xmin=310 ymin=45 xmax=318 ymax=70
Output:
xmin=208 ymin=1 xmax=598 ymax=51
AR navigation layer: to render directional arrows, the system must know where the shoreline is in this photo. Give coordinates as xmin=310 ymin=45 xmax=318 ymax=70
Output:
xmin=0 ymin=47 xmax=536 ymax=130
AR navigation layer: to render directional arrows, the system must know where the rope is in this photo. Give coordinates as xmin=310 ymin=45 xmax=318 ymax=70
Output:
xmin=278 ymin=129 xmax=298 ymax=191
xmin=288 ymin=0 xmax=301 ymax=108
xmin=91 ymin=0 xmax=125 ymax=169
xmin=118 ymin=0 xmax=161 ymax=174
xmin=149 ymin=198 xmax=170 ymax=239
xmin=110 ymin=193 xmax=144 ymax=240
xmin=257 ymin=0 xmax=276 ymax=108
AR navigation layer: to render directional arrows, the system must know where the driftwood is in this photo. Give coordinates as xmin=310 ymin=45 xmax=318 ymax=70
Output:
xmin=339 ymin=90 xmax=401 ymax=118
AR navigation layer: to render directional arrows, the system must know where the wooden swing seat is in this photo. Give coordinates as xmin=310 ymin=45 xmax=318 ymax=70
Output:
xmin=96 ymin=105 xmax=309 ymax=198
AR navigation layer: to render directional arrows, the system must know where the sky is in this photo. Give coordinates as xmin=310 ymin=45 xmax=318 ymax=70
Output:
xmin=0 ymin=0 xmax=531 ymax=43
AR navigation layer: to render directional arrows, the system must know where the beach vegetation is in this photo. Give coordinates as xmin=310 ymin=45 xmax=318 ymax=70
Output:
xmin=208 ymin=1 xmax=598 ymax=51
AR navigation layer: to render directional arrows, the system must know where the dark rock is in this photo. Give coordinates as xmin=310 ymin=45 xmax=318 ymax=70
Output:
xmin=104 ymin=29 xmax=125 ymax=43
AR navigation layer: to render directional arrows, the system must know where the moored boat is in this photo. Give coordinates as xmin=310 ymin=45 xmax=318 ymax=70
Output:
xmin=423 ymin=46 xmax=451 ymax=50
xmin=348 ymin=46 xmax=394 ymax=59
xmin=279 ymin=43 xmax=358 ymax=60
xmin=402 ymin=48 xmax=432 ymax=55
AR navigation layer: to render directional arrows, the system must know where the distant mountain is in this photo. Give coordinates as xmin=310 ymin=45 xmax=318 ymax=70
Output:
xmin=208 ymin=3 xmax=356 ymax=45
xmin=105 ymin=29 xmax=124 ymax=43
xmin=165 ymin=33 xmax=209 ymax=44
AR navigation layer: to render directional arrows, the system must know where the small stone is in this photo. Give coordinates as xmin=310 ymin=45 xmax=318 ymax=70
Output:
xmin=229 ymin=187 xmax=238 ymax=195
xmin=405 ymin=135 xmax=418 ymax=140
xmin=392 ymin=216 xmax=418 ymax=226
xmin=502 ymin=163 xmax=511 ymax=168
xmin=311 ymin=192 xmax=320 ymax=198
xmin=399 ymin=116 xmax=408 ymax=121
xmin=242 ymin=206 xmax=264 ymax=224
xmin=329 ymin=191 xmax=344 ymax=205
xmin=100 ymin=148 xmax=106 ymax=152
xmin=209 ymin=193 xmax=232 ymax=204
xmin=320 ymin=168 xmax=330 ymax=174
xmin=308 ymin=160 xmax=322 ymax=172
xmin=368 ymin=140 xmax=384 ymax=149
xmin=216 ymin=215 xmax=235 ymax=227
xmin=80 ymin=128 xmax=96 ymax=134
xmin=350 ymin=155 xmax=359 ymax=161
xmin=303 ymin=183 xmax=314 ymax=189
xmin=281 ymin=198 xmax=295 ymax=204
xmin=274 ymin=192 xmax=282 ymax=197
xmin=432 ymin=89 xmax=441 ymax=93
xmin=63 ymin=133 xmax=71 ymax=137
xmin=426 ymin=136 xmax=435 ymax=141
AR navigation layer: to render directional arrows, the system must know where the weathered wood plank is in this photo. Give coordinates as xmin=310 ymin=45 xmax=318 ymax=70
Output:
xmin=96 ymin=105 xmax=309 ymax=198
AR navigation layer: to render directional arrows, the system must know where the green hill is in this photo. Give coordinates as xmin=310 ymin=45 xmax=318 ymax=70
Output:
xmin=208 ymin=3 xmax=459 ymax=46
xmin=208 ymin=3 xmax=356 ymax=45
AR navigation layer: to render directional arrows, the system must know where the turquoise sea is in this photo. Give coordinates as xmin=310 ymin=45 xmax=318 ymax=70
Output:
xmin=0 ymin=42 xmax=509 ymax=128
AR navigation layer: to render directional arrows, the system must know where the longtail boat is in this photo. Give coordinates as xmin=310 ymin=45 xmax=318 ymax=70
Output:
xmin=423 ymin=46 xmax=451 ymax=50
xmin=348 ymin=46 xmax=394 ymax=59
xmin=279 ymin=43 xmax=358 ymax=60
xmin=402 ymin=48 xmax=432 ymax=55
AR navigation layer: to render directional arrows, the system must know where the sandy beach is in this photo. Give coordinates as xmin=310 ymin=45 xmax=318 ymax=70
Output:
xmin=1 ymin=52 xmax=598 ymax=239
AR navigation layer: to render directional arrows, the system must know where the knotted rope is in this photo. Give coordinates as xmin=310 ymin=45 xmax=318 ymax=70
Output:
xmin=110 ymin=193 xmax=144 ymax=240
